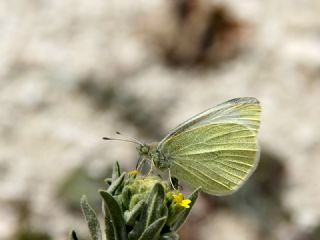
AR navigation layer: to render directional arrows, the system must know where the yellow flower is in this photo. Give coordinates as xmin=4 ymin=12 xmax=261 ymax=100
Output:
xmin=172 ymin=193 xmax=192 ymax=209
xmin=128 ymin=170 xmax=140 ymax=177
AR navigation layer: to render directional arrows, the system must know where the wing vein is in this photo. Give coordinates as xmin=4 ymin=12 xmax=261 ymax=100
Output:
xmin=174 ymin=160 xmax=236 ymax=189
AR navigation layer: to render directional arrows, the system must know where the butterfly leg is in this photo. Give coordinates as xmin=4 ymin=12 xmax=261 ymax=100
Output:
xmin=168 ymin=169 xmax=178 ymax=191
xmin=147 ymin=159 xmax=155 ymax=176
xmin=136 ymin=157 xmax=145 ymax=170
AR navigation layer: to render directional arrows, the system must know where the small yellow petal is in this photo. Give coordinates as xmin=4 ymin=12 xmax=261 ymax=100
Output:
xmin=128 ymin=170 xmax=140 ymax=177
xmin=172 ymin=193 xmax=191 ymax=208
xmin=182 ymin=199 xmax=191 ymax=205
xmin=173 ymin=193 xmax=184 ymax=203
xmin=180 ymin=199 xmax=191 ymax=208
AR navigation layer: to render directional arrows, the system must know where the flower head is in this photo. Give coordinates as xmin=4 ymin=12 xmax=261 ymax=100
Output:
xmin=172 ymin=193 xmax=192 ymax=209
xmin=76 ymin=161 xmax=200 ymax=240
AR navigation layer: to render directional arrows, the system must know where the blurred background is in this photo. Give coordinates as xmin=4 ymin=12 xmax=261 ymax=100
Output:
xmin=1 ymin=0 xmax=320 ymax=239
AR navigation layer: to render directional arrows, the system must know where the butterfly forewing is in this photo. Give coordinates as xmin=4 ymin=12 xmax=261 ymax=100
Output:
xmin=159 ymin=97 xmax=260 ymax=147
xmin=157 ymin=97 xmax=261 ymax=195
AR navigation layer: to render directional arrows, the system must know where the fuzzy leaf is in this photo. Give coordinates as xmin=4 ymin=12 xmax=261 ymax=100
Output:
xmin=100 ymin=190 xmax=128 ymax=240
xmin=104 ymin=178 xmax=112 ymax=185
xmin=80 ymin=196 xmax=102 ymax=240
xmin=144 ymin=183 xmax=166 ymax=226
xmin=68 ymin=230 xmax=79 ymax=240
xmin=159 ymin=232 xmax=179 ymax=240
xmin=112 ymin=161 xmax=121 ymax=181
xmin=124 ymin=201 xmax=144 ymax=226
xmin=107 ymin=172 xmax=126 ymax=194
xmin=138 ymin=216 xmax=167 ymax=240
xmin=122 ymin=186 xmax=131 ymax=210
xmin=129 ymin=184 xmax=168 ymax=240
xmin=171 ymin=187 xmax=201 ymax=231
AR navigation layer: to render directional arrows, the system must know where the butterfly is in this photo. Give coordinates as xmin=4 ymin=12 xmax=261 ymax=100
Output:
xmin=105 ymin=97 xmax=261 ymax=195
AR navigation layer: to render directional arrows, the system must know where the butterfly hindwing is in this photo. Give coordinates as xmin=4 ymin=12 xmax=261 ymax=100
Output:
xmin=160 ymin=123 xmax=259 ymax=195
xmin=157 ymin=97 xmax=261 ymax=195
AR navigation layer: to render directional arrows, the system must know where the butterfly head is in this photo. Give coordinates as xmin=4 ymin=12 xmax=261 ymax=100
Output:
xmin=137 ymin=143 xmax=170 ymax=170
xmin=137 ymin=143 xmax=157 ymax=158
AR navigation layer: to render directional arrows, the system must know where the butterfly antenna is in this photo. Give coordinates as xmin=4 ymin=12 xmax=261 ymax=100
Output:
xmin=116 ymin=131 xmax=144 ymax=145
xmin=102 ymin=132 xmax=143 ymax=145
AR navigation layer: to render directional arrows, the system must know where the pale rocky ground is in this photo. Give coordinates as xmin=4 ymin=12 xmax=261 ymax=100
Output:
xmin=1 ymin=0 xmax=320 ymax=239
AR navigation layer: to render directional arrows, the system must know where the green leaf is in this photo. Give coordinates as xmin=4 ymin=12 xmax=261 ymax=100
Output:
xmin=112 ymin=161 xmax=121 ymax=181
xmin=138 ymin=216 xmax=167 ymax=240
xmin=68 ymin=230 xmax=79 ymax=240
xmin=99 ymin=190 xmax=128 ymax=240
xmin=104 ymin=178 xmax=112 ymax=185
xmin=80 ymin=196 xmax=102 ymax=240
xmin=144 ymin=183 xmax=166 ymax=226
xmin=129 ymin=184 xmax=168 ymax=240
xmin=159 ymin=232 xmax=179 ymax=240
xmin=124 ymin=201 xmax=144 ymax=226
xmin=107 ymin=172 xmax=126 ymax=194
xmin=171 ymin=187 xmax=201 ymax=231
xmin=122 ymin=186 xmax=131 ymax=210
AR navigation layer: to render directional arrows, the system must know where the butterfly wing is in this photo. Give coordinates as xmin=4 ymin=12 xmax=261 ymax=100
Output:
xmin=159 ymin=97 xmax=260 ymax=147
xmin=158 ymin=98 xmax=261 ymax=195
